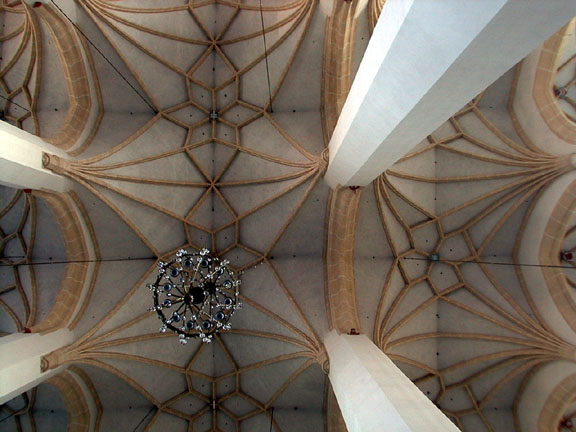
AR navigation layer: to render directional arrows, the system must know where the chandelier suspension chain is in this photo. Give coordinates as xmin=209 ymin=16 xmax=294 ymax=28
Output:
xmin=131 ymin=406 xmax=156 ymax=432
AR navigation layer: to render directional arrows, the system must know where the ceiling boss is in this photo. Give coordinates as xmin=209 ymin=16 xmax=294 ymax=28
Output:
xmin=146 ymin=249 xmax=242 ymax=345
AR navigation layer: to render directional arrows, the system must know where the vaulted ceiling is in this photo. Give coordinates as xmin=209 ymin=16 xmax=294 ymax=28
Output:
xmin=1 ymin=1 xmax=575 ymax=432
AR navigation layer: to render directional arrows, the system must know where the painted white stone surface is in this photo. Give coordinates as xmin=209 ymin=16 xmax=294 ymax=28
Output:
xmin=0 ymin=121 xmax=71 ymax=192
xmin=325 ymin=331 xmax=459 ymax=431
xmin=0 ymin=329 xmax=73 ymax=404
xmin=325 ymin=0 xmax=576 ymax=188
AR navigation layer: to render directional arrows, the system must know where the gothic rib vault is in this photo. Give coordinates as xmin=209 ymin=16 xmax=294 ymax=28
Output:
xmin=0 ymin=1 xmax=575 ymax=432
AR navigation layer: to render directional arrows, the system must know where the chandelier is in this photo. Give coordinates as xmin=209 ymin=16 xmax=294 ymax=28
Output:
xmin=146 ymin=249 xmax=241 ymax=344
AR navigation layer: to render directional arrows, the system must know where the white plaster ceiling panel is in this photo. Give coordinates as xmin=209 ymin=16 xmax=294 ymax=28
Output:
xmin=270 ymin=183 xmax=328 ymax=256
xmin=476 ymin=69 xmax=525 ymax=146
xmin=36 ymin=18 xmax=70 ymax=136
xmin=238 ymin=22 xmax=309 ymax=108
xmin=271 ymin=257 xmax=328 ymax=335
xmin=387 ymin=174 xmax=436 ymax=218
xmin=79 ymin=363 xmax=156 ymax=431
xmin=0 ymin=386 xmax=68 ymax=431
xmin=239 ymin=263 xmax=318 ymax=336
xmin=237 ymin=181 xmax=313 ymax=252
xmin=73 ymin=261 xmax=150 ymax=338
xmin=87 ymin=184 xmax=188 ymax=254
xmin=218 ymin=149 xmax=304 ymax=185
xmin=272 ymin=11 xmax=325 ymax=112
xmin=78 ymin=113 xmax=154 ymax=160
xmin=386 ymin=187 xmax=431 ymax=228
xmin=354 ymin=256 xmax=393 ymax=338
xmin=271 ymin=112 xmax=324 ymax=154
xmin=107 ymin=12 xmax=207 ymax=72
xmin=90 ymin=117 xmax=188 ymax=165
xmin=467 ymin=199 xmax=529 ymax=256
xmin=354 ymin=184 xmax=399 ymax=260
xmin=72 ymin=185 xmax=153 ymax=259
xmin=235 ymin=116 xmax=311 ymax=163
xmin=80 ymin=6 xmax=189 ymax=110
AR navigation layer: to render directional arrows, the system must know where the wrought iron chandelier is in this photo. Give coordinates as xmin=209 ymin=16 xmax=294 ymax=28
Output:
xmin=146 ymin=249 xmax=241 ymax=344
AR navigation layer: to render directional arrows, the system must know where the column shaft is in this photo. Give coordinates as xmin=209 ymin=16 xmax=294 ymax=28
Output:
xmin=325 ymin=331 xmax=459 ymax=431
xmin=325 ymin=0 xmax=576 ymax=188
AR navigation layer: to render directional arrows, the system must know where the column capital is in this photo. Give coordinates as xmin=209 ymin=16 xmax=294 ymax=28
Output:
xmin=42 ymin=153 xmax=72 ymax=176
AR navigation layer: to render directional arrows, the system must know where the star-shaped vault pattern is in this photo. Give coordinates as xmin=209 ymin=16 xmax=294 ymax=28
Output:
xmin=1 ymin=1 xmax=575 ymax=432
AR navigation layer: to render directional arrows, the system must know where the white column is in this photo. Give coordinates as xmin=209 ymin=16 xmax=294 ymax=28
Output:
xmin=0 ymin=329 xmax=73 ymax=404
xmin=325 ymin=0 xmax=576 ymax=188
xmin=324 ymin=331 xmax=459 ymax=431
xmin=0 ymin=122 xmax=71 ymax=192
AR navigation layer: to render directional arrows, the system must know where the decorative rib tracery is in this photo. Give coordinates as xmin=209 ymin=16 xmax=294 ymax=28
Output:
xmin=36 ymin=2 xmax=328 ymax=431
xmin=369 ymin=94 xmax=576 ymax=431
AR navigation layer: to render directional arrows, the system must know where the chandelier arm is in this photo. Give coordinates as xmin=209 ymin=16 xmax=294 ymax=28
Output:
xmin=173 ymin=301 xmax=186 ymax=313
xmin=191 ymin=264 xmax=201 ymax=287
xmin=173 ymin=284 xmax=187 ymax=297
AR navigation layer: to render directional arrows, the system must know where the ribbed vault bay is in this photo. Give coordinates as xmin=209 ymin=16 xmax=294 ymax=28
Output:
xmin=2 ymin=1 xmax=576 ymax=431
xmin=3 ymin=1 xmax=331 ymax=431
xmin=354 ymin=68 xmax=576 ymax=432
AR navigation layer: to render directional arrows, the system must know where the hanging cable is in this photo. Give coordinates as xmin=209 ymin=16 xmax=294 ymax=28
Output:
xmin=0 ymin=256 xmax=157 ymax=267
xmin=0 ymin=398 xmax=27 ymax=424
xmin=269 ymin=406 xmax=275 ymax=432
xmin=259 ymin=0 xmax=274 ymax=113
xmin=49 ymin=0 xmax=158 ymax=114
xmin=0 ymin=411 xmax=18 ymax=424
xmin=0 ymin=94 xmax=28 ymax=112
xmin=131 ymin=406 xmax=156 ymax=432
xmin=402 ymin=256 xmax=575 ymax=270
